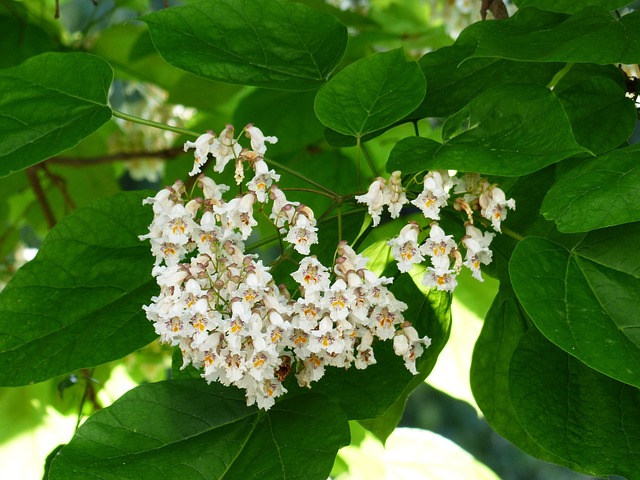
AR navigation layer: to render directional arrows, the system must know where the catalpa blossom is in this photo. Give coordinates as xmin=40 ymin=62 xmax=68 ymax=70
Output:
xmin=411 ymin=170 xmax=453 ymax=220
xmin=355 ymin=177 xmax=387 ymax=226
xmin=479 ymin=186 xmax=516 ymax=232
xmin=141 ymin=123 xmax=432 ymax=410
xmin=388 ymin=222 xmax=425 ymax=273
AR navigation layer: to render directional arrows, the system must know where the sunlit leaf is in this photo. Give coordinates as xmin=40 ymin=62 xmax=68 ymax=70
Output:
xmin=0 ymin=191 xmax=156 ymax=386
xmin=315 ymin=48 xmax=426 ymax=138
xmin=0 ymin=52 xmax=113 ymax=177
xmin=49 ymin=379 xmax=350 ymax=480
xmin=510 ymin=231 xmax=640 ymax=388
xmin=142 ymin=0 xmax=347 ymax=91
xmin=541 ymin=146 xmax=640 ymax=232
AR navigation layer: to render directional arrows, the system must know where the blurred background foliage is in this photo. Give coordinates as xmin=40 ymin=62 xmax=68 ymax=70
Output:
xmin=0 ymin=0 xmax=631 ymax=478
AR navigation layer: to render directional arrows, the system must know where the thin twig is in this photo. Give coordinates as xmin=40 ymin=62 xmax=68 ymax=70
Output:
xmin=41 ymin=164 xmax=76 ymax=211
xmin=26 ymin=166 xmax=56 ymax=228
xmin=48 ymin=146 xmax=185 ymax=166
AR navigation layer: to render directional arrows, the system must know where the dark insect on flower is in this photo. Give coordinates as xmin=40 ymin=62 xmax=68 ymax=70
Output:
xmin=275 ymin=355 xmax=292 ymax=382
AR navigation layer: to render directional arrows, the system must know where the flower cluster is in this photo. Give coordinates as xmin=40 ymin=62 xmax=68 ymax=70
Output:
xmin=140 ymin=125 xmax=430 ymax=409
xmin=357 ymin=170 xmax=515 ymax=292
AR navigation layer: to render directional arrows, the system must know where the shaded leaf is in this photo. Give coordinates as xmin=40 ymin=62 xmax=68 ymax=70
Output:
xmin=510 ymin=329 xmax=640 ymax=478
xmin=510 ymin=232 xmax=640 ymax=388
xmin=541 ymin=145 xmax=640 ymax=232
xmin=415 ymin=43 xmax=562 ymax=118
xmin=49 ymin=379 xmax=350 ymax=480
xmin=142 ymin=0 xmax=347 ymax=91
xmin=461 ymin=7 xmax=640 ymax=65
xmin=0 ymin=52 xmax=113 ymax=177
xmin=553 ymin=63 xmax=636 ymax=154
xmin=513 ymin=0 xmax=631 ymax=14
xmin=314 ymin=49 xmax=426 ymax=138
xmin=470 ymin=285 xmax=579 ymax=470
xmin=0 ymin=191 xmax=157 ymax=386
xmin=389 ymin=84 xmax=588 ymax=176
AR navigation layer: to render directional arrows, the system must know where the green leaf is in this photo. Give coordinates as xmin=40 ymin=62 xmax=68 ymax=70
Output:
xmin=0 ymin=191 xmax=157 ymax=386
xmin=541 ymin=145 xmax=640 ymax=232
xmin=415 ymin=43 xmax=563 ymax=118
xmin=49 ymin=379 xmax=350 ymax=480
xmin=470 ymin=285 xmax=579 ymax=470
xmin=356 ymin=269 xmax=451 ymax=441
xmin=314 ymin=48 xmax=426 ymax=138
xmin=461 ymin=7 xmax=640 ymax=65
xmin=509 ymin=232 xmax=640 ymax=389
xmin=389 ymin=84 xmax=588 ymax=176
xmin=509 ymin=329 xmax=640 ymax=478
xmin=513 ymin=0 xmax=631 ymax=14
xmin=142 ymin=0 xmax=347 ymax=91
xmin=0 ymin=52 xmax=113 ymax=177
xmin=0 ymin=15 xmax=56 ymax=69
xmin=553 ymin=63 xmax=636 ymax=154
xmin=233 ymin=89 xmax=324 ymax=156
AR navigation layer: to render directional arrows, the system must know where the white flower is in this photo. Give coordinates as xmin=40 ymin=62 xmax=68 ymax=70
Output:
xmin=247 ymin=159 xmax=280 ymax=203
xmin=184 ymin=132 xmax=216 ymax=176
xmin=386 ymin=170 xmax=408 ymax=218
xmin=291 ymin=257 xmax=331 ymax=294
xmin=420 ymin=224 xmax=457 ymax=268
xmin=422 ymin=265 xmax=458 ymax=293
xmin=479 ymin=186 xmax=515 ymax=232
xmin=462 ymin=224 xmax=494 ymax=281
xmin=410 ymin=171 xmax=453 ymax=220
xmin=285 ymin=214 xmax=318 ymax=255
xmin=211 ymin=125 xmax=242 ymax=173
xmin=244 ymin=124 xmax=278 ymax=155
xmin=393 ymin=325 xmax=431 ymax=375
xmin=355 ymin=178 xmax=386 ymax=227
xmin=388 ymin=222 xmax=425 ymax=273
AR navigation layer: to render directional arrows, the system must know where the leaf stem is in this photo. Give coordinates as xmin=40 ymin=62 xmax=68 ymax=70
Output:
xmin=112 ymin=109 xmax=201 ymax=138
xmin=264 ymin=158 xmax=340 ymax=197
xmin=501 ymin=226 xmax=524 ymax=242
xmin=358 ymin=140 xmax=379 ymax=177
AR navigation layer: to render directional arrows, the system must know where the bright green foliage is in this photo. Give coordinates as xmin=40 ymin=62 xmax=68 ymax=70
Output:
xmin=49 ymin=380 xmax=350 ymax=480
xmin=510 ymin=233 xmax=640 ymax=389
xmin=541 ymin=146 xmax=640 ymax=232
xmin=314 ymin=49 xmax=426 ymax=138
xmin=0 ymin=52 xmax=113 ymax=177
xmin=0 ymin=191 xmax=157 ymax=386
xmin=142 ymin=0 xmax=348 ymax=91
xmin=2 ymin=0 xmax=640 ymax=479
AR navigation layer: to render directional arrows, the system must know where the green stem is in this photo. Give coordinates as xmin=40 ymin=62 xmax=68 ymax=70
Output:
xmin=265 ymin=158 xmax=340 ymax=197
xmin=112 ymin=109 xmax=201 ymax=138
xmin=279 ymin=187 xmax=336 ymax=199
xmin=359 ymin=140 xmax=379 ymax=177
xmin=501 ymin=226 xmax=525 ymax=242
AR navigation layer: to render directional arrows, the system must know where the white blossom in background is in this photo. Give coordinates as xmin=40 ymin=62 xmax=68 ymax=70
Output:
xmin=140 ymin=124 xmax=429 ymax=410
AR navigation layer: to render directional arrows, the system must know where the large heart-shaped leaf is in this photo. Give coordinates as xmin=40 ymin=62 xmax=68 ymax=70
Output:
xmin=510 ymin=230 xmax=640 ymax=388
xmin=414 ymin=43 xmax=563 ymax=118
xmin=470 ymin=286 xmax=581 ymax=470
xmin=0 ymin=191 xmax=157 ymax=386
xmin=513 ymin=0 xmax=631 ymax=14
xmin=142 ymin=0 xmax=347 ymax=91
xmin=461 ymin=7 xmax=640 ymax=65
xmin=509 ymin=329 xmax=640 ymax=478
xmin=388 ymin=84 xmax=588 ymax=176
xmin=0 ymin=52 xmax=113 ymax=177
xmin=541 ymin=145 xmax=640 ymax=232
xmin=314 ymin=48 xmax=426 ymax=138
xmin=49 ymin=379 xmax=350 ymax=480
xmin=552 ymin=63 xmax=636 ymax=154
